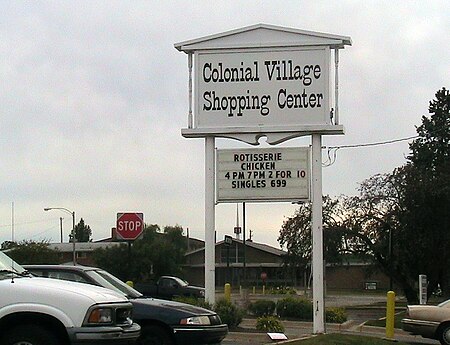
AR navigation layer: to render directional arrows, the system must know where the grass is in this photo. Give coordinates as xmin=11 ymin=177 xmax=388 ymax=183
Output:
xmin=364 ymin=311 xmax=405 ymax=329
xmin=286 ymin=333 xmax=411 ymax=344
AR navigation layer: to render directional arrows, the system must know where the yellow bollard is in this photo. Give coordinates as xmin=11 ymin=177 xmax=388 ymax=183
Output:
xmin=262 ymin=285 xmax=265 ymax=295
xmin=385 ymin=290 xmax=395 ymax=340
xmin=224 ymin=283 xmax=231 ymax=302
xmin=126 ymin=281 xmax=134 ymax=288
xmin=253 ymin=286 xmax=256 ymax=294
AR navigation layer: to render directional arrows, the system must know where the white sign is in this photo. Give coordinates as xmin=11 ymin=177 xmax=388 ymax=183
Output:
xmin=419 ymin=274 xmax=427 ymax=305
xmin=195 ymin=48 xmax=330 ymax=129
xmin=217 ymin=147 xmax=310 ymax=202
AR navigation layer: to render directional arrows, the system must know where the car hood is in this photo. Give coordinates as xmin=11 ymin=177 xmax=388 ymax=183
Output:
xmin=6 ymin=276 xmax=128 ymax=304
xmin=132 ymin=297 xmax=216 ymax=318
xmin=131 ymin=298 xmax=215 ymax=315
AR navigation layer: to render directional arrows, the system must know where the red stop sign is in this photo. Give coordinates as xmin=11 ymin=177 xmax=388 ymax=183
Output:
xmin=116 ymin=213 xmax=144 ymax=240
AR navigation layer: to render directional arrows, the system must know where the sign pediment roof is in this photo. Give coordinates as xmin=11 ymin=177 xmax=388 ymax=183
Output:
xmin=175 ymin=23 xmax=352 ymax=52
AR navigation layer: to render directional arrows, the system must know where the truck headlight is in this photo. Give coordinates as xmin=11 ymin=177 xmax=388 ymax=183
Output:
xmin=87 ymin=307 xmax=113 ymax=324
xmin=180 ymin=316 xmax=211 ymax=325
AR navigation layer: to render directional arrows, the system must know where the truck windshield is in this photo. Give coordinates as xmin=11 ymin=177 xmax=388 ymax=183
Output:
xmin=0 ymin=251 xmax=27 ymax=278
xmin=170 ymin=277 xmax=189 ymax=286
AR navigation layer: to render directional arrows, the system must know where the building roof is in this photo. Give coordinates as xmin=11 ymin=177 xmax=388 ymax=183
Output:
xmin=47 ymin=242 xmax=122 ymax=252
xmin=185 ymin=238 xmax=285 ymax=257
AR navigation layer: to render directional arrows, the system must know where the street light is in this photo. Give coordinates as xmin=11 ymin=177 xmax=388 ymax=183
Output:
xmin=44 ymin=207 xmax=76 ymax=265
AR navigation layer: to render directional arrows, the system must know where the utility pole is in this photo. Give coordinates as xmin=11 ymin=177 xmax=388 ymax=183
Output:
xmin=60 ymin=217 xmax=63 ymax=243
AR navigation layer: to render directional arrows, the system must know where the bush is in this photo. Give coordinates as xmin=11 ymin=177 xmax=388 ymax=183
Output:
xmin=325 ymin=307 xmax=347 ymax=323
xmin=276 ymin=297 xmax=313 ymax=320
xmin=248 ymin=300 xmax=276 ymax=317
xmin=267 ymin=286 xmax=297 ymax=295
xmin=256 ymin=316 xmax=285 ymax=332
xmin=214 ymin=298 xmax=244 ymax=328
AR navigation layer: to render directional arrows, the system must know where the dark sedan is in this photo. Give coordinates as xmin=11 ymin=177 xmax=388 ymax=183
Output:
xmin=25 ymin=265 xmax=228 ymax=345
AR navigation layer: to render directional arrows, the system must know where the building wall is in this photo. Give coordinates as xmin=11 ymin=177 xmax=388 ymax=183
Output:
xmin=326 ymin=264 xmax=391 ymax=290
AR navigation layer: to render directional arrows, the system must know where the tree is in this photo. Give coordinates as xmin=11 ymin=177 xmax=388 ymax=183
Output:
xmin=396 ymin=87 xmax=450 ymax=299
xmin=339 ymin=88 xmax=450 ymax=302
xmin=343 ymin=173 xmax=413 ymax=299
xmin=73 ymin=218 xmax=92 ymax=242
xmin=6 ymin=240 xmax=60 ymax=264
xmin=1 ymin=241 xmax=16 ymax=250
xmin=93 ymin=224 xmax=187 ymax=282
xmin=278 ymin=88 xmax=450 ymax=302
xmin=278 ymin=196 xmax=348 ymax=283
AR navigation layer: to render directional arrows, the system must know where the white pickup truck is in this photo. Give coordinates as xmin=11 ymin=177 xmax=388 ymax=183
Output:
xmin=0 ymin=250 xmax=140 ymax=345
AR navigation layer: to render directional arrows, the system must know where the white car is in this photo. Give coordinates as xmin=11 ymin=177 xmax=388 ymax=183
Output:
xmin=402 ymin=299 xmax=450 ymax=345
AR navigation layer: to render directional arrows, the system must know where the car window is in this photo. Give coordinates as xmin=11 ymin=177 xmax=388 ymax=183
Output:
xmin=46 ymin=270 xmax=90 ymax=284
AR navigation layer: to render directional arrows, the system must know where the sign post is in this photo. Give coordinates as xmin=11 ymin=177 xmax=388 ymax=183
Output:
xmin=311 ymin=134 xmax=324 ymax=332
xmin=205 ymin=137 xmax=215 ymax=303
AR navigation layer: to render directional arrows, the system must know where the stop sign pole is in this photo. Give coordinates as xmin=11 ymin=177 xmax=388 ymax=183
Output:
xmin=116 ymin=213 xmax=144 ymax=280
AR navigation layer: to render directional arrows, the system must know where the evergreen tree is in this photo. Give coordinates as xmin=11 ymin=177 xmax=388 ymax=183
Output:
xmin=396 ymin=87 xmax=450 ymax=298
xmin=73 ymin=218 xmax=92 ymax=242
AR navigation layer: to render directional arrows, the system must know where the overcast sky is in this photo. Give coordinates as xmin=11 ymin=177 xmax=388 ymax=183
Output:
xmin=1 ymin=1 xmax=449 ymax=248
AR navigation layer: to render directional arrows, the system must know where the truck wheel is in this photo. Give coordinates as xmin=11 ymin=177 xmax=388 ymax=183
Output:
xmin=138 ymin=325 xmax=174 ymax=345
xmin=1 ymin=324 xmax=59 ymax=345
xmin=439 ymin=323 xmax=450 ymax=345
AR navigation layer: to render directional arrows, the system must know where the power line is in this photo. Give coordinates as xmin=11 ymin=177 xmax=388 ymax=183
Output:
xmin=323 ymin=134 xmax=419 ymax=167
xmin=328 ymin=134 xmax=419 ymax=150
xmin=0 ymin=217 xmax=62 ymax=229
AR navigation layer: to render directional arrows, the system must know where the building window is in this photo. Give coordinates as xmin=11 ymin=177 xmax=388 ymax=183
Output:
xmin=220 ymin=245 xmax=244 ymax=263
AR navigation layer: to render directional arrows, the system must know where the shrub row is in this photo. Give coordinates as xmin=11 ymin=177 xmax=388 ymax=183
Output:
xmin=249 ymin=297 xmax=347 ymax=323
xmin=173 ymin=296 xmax=347 ymax=328
xmin=248 ymin=300 xmax=276 ymax=317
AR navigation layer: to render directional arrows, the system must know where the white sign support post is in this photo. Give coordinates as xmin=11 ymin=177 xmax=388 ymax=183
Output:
xmin=205 ymin=136 xmax=216 ymax=304
xmin=311 ymin=133 xmax=324 ymax=332
xmin=175 ymin=24 xmax=351 ymax=331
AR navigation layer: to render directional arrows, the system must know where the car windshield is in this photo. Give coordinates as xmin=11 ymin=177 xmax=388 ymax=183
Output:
xmin=85 ymin=269 xmax=142 ymax=299
xmin=438 ymin=299 xmax=450 ymax=308
xmin=0 ymin=251 xmax=27 ymax=279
